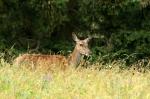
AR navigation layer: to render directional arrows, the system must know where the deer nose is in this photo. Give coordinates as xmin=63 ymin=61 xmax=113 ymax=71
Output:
xmin=89 ymin=50 xmax=92 ymax=55
xmin=86 ymin=50 xmax=92 ymax=56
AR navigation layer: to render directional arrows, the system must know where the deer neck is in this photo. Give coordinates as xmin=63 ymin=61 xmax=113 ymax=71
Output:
xmin=68 ymin=47 xmax=82 ymax=66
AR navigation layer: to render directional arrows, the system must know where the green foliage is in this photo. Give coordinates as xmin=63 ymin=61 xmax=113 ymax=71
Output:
xmin=0 ymin=0 xmax=150 ymax=68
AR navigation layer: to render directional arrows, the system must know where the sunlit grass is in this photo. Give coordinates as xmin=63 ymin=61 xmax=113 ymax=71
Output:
xmin=0 ymin=59 xmax=150 ymax=99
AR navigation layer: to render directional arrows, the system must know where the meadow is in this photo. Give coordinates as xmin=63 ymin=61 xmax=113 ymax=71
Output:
xmin=0 ymin=59 xmax=150 ymax=99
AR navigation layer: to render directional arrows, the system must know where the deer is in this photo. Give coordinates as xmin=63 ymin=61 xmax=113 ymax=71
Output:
xmin=13 ymin=33 xmax=92 ymax=71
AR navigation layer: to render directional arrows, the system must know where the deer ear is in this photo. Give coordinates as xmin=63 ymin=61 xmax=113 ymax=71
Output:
xmin=72 ymin=33 xmax=79 ymax=42
xmin=84 ymin=36 xmax=92 ymax=43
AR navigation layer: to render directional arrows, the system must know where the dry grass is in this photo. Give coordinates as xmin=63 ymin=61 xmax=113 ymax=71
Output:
xmin=0 ymin=59 xmax=150 ymax=99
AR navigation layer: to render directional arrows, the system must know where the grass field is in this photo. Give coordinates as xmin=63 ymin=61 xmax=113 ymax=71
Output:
xmin=0 ymin=59 xmax=150 ymax=99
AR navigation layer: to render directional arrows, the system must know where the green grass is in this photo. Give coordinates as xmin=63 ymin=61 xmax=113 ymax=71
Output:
xmin=0 ymin=59 xmax=150 ymax=99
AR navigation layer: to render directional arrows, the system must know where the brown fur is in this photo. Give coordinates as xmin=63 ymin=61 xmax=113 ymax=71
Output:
xmin=14 ymin=33 xmax=92 ymax=71
xmin=14 ymin=54 xmax=68 ymax=70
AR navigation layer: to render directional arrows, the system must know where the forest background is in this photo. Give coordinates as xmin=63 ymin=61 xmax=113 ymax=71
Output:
xmin=0 ymin=0 xmax=150 ymax=69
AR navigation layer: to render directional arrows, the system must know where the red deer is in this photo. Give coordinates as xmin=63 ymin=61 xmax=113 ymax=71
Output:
xmin=14 ymin=33 xmax=92 ymax=70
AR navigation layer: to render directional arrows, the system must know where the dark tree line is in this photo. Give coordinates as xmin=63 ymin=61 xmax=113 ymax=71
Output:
xmin=0 ymin=0 xmax=150 ymax=66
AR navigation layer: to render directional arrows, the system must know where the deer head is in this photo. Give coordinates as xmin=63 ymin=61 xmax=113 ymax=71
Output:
xmin=72 ymin=33 xmax=92 ymax=56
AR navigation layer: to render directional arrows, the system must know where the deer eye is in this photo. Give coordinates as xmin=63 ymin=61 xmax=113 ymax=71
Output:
xmin=80 ymin=44 xmax=83 ymax=47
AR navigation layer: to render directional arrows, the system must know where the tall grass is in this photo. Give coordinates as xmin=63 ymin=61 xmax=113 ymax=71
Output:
xmin=0 ymin=59 xmax=150 ymax=99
